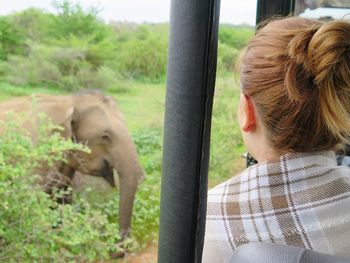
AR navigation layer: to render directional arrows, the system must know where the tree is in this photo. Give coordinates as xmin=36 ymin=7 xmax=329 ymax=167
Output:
xmin=0 ymin=17 xmax=24 ymax=60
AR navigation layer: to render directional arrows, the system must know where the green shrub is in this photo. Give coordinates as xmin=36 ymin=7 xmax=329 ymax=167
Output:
xmin=0 ymin=17 xmax=25 ymax=60
xmin=4 ymin=46 xmax=63 ymax=87
xmin=218 ymin=25 xmax=254 ymax=49
xmin=51 ymin=1 xmax=108 ymax=41
xmin=94 ymin=173 xmax=161 ymax=248
xmin=216 ymin=25 xmax=254 ymax=75
xmin=51 ymin=33 xmax=117 ymax=69
xmin=115 ymin=26 xmax=168 ymax=80
xmin=132 ymin=173 xmax=160 ymax=244
xmin=3 ymin=43 xmax=126 ymax=91
xmin=131 ymin=127 xmax=161 ymax=243
xmin=217 ymin=42 xmax=240 ymax=75
xmin=0 ymin=1 xmax=131 ymax=90
xmin=0 ymin=113 xmax=123 ymax=261
xmin=7 ymin=8 xmax=52 ymax=42
xmin=133 ymin=127 xmax=162 ymax=156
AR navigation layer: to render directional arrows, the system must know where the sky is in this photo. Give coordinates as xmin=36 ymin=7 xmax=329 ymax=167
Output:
xmin=0 ymin=0 xmax=258 ymax=25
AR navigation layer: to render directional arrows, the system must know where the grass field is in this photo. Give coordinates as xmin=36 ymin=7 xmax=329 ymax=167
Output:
xmin=0 ymin=76 xmax=245 ymax=261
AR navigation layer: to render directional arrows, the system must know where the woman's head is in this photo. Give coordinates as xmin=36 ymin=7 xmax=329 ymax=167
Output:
xmin=239 ymin=17 xmax=350 ymax=156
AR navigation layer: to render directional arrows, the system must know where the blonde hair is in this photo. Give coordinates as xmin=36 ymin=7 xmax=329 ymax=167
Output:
xmin=239 ymin=17 xmax=350 ymax=152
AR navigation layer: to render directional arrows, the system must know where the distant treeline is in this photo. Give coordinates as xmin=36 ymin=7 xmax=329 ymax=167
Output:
xmin=0 ymin=0 xmax=254 ymax=91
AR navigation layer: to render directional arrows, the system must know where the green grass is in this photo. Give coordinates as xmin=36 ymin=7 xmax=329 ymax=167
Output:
xmin=0 ymin=82 xmax=64 ymax=101
xmin=0 ymin=81 xmax=166 ymax=132
xmin=109 ymin=82 xmax=166 ymax=131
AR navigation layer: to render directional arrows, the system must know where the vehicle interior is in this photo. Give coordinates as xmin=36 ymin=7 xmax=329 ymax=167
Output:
xmin=157 ymin=0 xmax=350 ymax=262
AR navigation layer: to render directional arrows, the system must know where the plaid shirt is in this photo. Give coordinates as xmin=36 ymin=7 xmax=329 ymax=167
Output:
xmin=203 ymin=151 xmax=350 ymax=262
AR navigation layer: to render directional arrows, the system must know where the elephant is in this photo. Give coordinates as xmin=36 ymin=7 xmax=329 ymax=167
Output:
xmin=0 ymin=90 xmax=144 ymax=238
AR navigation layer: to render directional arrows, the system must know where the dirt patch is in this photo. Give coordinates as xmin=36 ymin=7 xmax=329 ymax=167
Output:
xmin=120 ymin=244 xmax=157 ymax=263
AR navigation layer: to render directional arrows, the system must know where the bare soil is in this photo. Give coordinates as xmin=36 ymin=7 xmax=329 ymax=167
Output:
xmin=120 ymin=244 xmax=157 ymax=263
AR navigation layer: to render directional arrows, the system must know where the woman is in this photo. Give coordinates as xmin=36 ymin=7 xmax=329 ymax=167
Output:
xmin=203 ymin=17 xmax=350 ymax=262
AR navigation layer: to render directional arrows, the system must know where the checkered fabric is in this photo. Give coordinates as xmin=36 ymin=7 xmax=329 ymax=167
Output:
xmin=203 ymin=151 xmax=350 ymax=263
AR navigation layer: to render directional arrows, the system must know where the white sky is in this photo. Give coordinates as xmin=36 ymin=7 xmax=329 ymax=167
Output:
xmin=0 ymin=0 xmax=258 ymax=25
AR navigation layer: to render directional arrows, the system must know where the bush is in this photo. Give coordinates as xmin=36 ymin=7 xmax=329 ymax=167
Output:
xmin=94 ymin=173 xmax=161 ymax=248
xmin=217 ymin=42 xmax=240 ymax=75
xmin=0 ymin=1 xmax=130 ymax=91
xmin=4 ymin=46 xmax=63 ymax=87
xmin=0 ymin=17 xmax=25 ymax=60
xmin=131 ymin=127 xmax=161 ymax=243
xmin=6 ymin=8 xmax=52 ymax=42
xmin=0 ymin=112 xmax=123 ymax=261
xmin=218 ymin=25 xmax=254 ymax=49
xmin=50 ymin=32 xmax=117 ymax=69
xmin=51 ymin=0 xmax=108 ymax=41
xmin=3 ymin=43 xmax=126 ymax=91
xmin=216 ymin=25 xmax=254 ymax=75
xmin=115 ymin=26 xmax=168 ymax=80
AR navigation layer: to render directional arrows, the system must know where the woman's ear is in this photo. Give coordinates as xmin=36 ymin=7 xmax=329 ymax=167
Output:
xmin=239 ymin=94 xmax=256 ymax=132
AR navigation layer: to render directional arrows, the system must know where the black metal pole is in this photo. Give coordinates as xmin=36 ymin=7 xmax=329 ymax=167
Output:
xmin=158 ymin=0 xmax=220 ymax=262
xmin=256 ymin=0 xmax=295 ymax=25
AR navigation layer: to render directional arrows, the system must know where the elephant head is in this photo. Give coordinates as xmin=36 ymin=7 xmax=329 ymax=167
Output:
xmin=59 ymin=91 xmax=144 ymax=238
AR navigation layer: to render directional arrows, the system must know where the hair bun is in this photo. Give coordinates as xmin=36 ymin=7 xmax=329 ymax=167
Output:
xmin=308 ymin=20 xmax=350 ymax=140
xmin=308 ymin=20 xmax=350 ymax=87
xmin=288 ymin=26 xmax=318 ymax=66
xmin=286 ymin=19 xmax=350 ymax=141
xmin=286 ymin=20 xmax=350 ymax=101
xmin=285 ymin=25 xmax=320 ymax=101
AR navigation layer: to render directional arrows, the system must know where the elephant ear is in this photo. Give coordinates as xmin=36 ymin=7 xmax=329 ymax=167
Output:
xmin=59 ymin=107 xmax=80 ymax=139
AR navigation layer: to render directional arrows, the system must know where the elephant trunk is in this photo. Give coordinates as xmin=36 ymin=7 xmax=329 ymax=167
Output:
xmin=112 ymin=131 xmax=144 ymax=238
xmin=118 ymin=169 xmax=141 ymax=238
